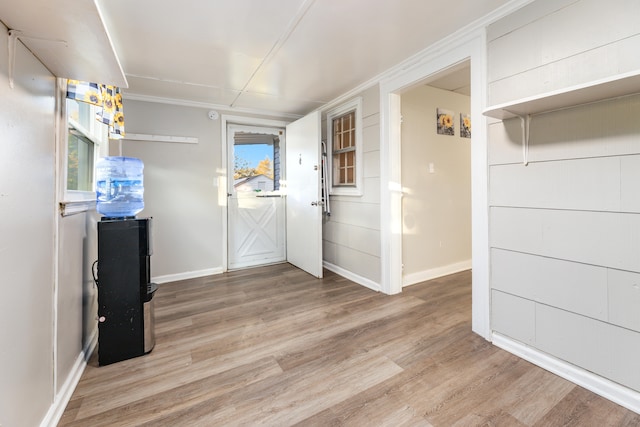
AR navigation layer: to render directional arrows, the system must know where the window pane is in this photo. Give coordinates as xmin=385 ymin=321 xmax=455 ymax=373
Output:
xmin=233 ymin=140 xmax=277 ymax=192
xmin=334 ymin=132 xmax=342 ymax=151
xmin=67 ymin=133 xmax=94 ymax=191
xmin=333 ymin=153 xmax=341 ymax=184
xmin=348 ymin=129 xmax=355 ymax=148
xmin=346 ymin=150 xmax=354 ymax=167
xmin=330 ymin=106 xmax=358 ymax=189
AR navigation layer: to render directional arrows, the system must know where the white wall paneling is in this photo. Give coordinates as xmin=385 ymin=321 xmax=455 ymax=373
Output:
xmin=491 ymin=207 xmax=640 ymax=273
xmin=491 ymin=290 xmax=536 ymax=344
xmin=487 ymin=0 xmax=640 ymax=106
xmin=321 ymin=85 xmax=383 ymax=289
xmin=491 ymin=249 xmax=608 ymax=321
xmin=487 ymin=0 xmax=640 ymax=411
xmin=490 ymin=157 xmax=622 ymax=211
xmin=606 ymin=269 xmax=640 ymax=333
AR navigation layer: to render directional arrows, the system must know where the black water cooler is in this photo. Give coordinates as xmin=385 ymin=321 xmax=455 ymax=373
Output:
xmin=97 ymin=217 xmax=157 ymax=366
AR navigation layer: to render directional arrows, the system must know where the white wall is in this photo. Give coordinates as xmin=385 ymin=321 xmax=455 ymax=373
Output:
xmin=400 ymin=85 xmax=471 ymax=286
xmin=114 ymin=100 xmax=224 ymax=281
xmin=117 ymin=100 xmax=292 ymax=282
xmin=487 ymin=0 xmax=640 ymax=398
xmin=322 ymin=85 xmax=382 ymax=290
xmin=0 ymin=24 xmax=56 ymax=427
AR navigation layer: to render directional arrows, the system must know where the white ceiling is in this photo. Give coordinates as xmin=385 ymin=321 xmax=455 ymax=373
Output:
xmin=1 ymin=0 xmax=512 ymax=116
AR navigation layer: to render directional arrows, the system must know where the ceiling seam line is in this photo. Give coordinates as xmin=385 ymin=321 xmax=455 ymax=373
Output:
xmin=230 ymin=0 xmax=317 ymax=108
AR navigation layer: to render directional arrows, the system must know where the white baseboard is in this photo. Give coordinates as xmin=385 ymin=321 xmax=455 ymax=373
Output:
xmin=323 ymin=261 xmax=381 ymax=292
xmin=492 ymin=333 xmax=640 ymax=415
xmin=40 ymin=329 xmax=98 ymax=427
xmin=402 ymin=259 xmax=471 ymax=287
xmin=152 ymin=267 xmax=224 ymax=284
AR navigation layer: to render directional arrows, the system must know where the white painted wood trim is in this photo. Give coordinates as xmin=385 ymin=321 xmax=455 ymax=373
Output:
xmin=323 ymin=261 xmax=381 ymax=292
xmin=220 ymin=114 xmax=292 ymax=273
xmin=403 ymin=260 xmax=472 ymax=287
xmin=152 ymin=267 xmax=224 ymax=284
xmin=124 ymin=133 xmax=199 ymax=144
xmin=40 ymin=329 xmax=97 ymax=427
xmin=493 ymin=333 xmax=640 ymax=415
xmin=378 ymin=30 xmax=491 ymax=339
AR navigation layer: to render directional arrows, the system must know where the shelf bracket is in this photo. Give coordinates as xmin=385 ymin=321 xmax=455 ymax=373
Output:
xmin=7 ymin=29 xmax=67 ymax=88
xmin=506 ymin=110 xmax=531 ymax=166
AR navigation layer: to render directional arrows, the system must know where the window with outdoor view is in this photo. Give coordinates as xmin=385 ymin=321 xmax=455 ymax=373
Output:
xmin=327 ymin=97 xmax=362 ymax=196
xmin=332 ymin=111 xmax=356 ymax=186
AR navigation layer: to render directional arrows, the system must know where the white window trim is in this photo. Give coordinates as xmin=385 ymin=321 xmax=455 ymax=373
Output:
xmin=326 ymin=97 xmax=363 ymax=196
xmin=56 ymin=78 xmax=109 ymax=215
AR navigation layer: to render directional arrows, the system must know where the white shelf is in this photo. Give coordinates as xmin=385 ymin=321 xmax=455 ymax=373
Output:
xmin=123 ymin=133 xmax=199 ymax=144
xmin=483 ymin=70 xmax=640 ymax=120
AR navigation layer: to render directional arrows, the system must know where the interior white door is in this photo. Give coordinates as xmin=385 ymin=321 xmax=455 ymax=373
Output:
xmin=285 ymin=111 xmax=323 ymax=278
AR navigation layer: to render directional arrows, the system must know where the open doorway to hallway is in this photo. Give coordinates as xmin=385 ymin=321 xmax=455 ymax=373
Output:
xmin=400 ymin=60 xmax=472 ymax=287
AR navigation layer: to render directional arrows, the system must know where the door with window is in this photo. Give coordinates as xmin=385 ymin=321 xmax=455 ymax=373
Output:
xmin=227 ymin=125 xmax=286 ymax=269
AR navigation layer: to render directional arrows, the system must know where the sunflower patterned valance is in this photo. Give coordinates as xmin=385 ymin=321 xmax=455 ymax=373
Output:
xmin=66 ymin=79 xmax=125 ymax=139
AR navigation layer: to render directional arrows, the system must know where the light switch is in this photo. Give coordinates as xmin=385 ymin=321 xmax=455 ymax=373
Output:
xmin=428 ymin=163 xmax=435 ymax=173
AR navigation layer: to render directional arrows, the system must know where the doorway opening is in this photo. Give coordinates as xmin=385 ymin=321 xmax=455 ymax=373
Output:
xmin=227 ymin=124 xmax=286 ymax=270
xmin=400 ymin=60 xmax=472 ymax=288
xmin=221 ymin=113 xmax=324 ymax=278
xmin=379 ymin=32 xmax=490 ymax=338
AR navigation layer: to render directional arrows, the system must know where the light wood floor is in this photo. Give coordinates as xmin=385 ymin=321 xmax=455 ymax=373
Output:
xmin=60 ymin=264 xmax=640 ymax=426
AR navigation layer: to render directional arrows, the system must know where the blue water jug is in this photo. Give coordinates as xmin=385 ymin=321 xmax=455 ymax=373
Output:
xmin=96 ymin=156 xmax=144 ymax=217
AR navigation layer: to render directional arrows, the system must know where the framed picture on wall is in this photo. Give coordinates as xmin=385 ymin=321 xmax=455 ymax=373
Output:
xmin=436 ymin=108 xmax=454 ymax=136
xmin=460 ymin=113 xmax=471 ymax=138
